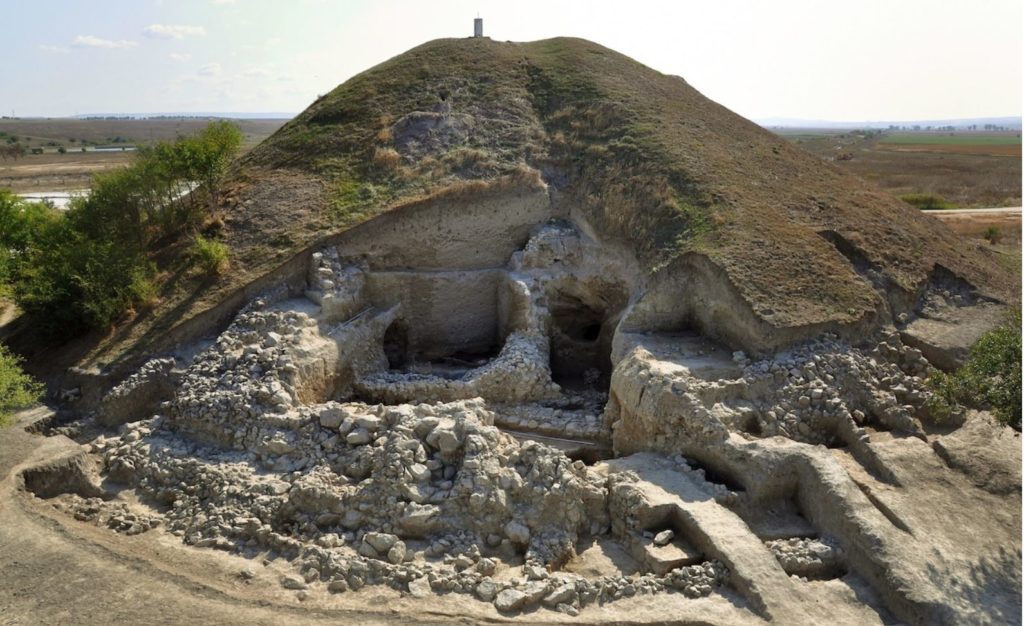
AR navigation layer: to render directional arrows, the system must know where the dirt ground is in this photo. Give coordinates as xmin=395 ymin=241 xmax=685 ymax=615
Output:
xmin=0 ymin=151 xmax=130 ymax=193
xmin=927 ymin=207 xmax=1022 ymax=242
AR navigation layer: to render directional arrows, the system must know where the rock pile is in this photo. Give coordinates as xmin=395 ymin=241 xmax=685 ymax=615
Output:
xmin=94 ymin=393 xmax=730 ymax=612
xmin=765 ymin=536 xmax=844 ymax=578
xmin=610 ymin=332 xmax=943 ymax=456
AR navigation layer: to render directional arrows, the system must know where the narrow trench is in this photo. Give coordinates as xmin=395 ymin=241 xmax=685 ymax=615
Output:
xmin=851 ymin=479 xmax=914 ymax=535
xmin=685 ymin=457 xmax=746 ymax=493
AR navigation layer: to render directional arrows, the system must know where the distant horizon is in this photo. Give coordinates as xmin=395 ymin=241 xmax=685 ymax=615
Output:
xmin=2 ymin=0 xmax=1018 ymax=122
xmin=4 ymin=112 xmax=1019 ymax=131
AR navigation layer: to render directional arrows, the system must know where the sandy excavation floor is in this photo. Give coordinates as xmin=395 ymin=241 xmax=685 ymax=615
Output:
xmin=2 ymin=220 xmax=1020 ymax=625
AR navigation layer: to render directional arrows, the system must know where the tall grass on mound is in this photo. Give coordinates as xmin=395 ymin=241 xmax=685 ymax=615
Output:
xmin=929 ymin=309 xmax=1022 ymax=429
xmin=900 ymin=192 xmax=955 ymax=210
xmin=0 ymin=121 xmax=242 ymax=339
xmin=191 ymin=235 xmax=230 ymax=275
xmin=0 ymin=343 xmax=43 ymax=426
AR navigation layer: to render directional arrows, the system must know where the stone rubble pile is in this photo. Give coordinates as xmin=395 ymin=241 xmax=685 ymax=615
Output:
xmin=490 ymin=396 xmax=607 ymax=441
xmin=93 ymin=392 xmax=730 ymax=612
xmin=614 ymin=332 xmax=942 ymax=452
xmin=738 ymin=333 xmax=935 ymax=444
xmin=49 ymin=494 xmax=161 ymax=536
xmin=765 ymin=536 xmax=845 ymax=579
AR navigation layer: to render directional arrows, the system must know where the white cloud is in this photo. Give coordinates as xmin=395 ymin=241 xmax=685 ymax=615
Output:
xmin=169 ymin=52 xmax=192 ymax=62
xmin=39 ymin=44 xmax=69 ymax=53
xmin=242 ymin=66 xmax=272 ymax=78
xmin=71 ymin=35 xmax=137 ymax=49
xmin=213 ymin=0 xmax=237 ymax=4
xmin=143 ymin=24 xmax=207 ymax=39
xmin=199 ymin=62 xmax=222 ymax=76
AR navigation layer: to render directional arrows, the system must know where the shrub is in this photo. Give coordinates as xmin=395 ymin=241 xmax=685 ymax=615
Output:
xmin=899 ymin=193 xmax=955 ymax=210
xmin=0 ymin=191 xmax=60 ymax=296
xmin=929 ymin=309 xmax=1022 ymax=429
xmin=983 ymin=226 xmax=1002 ymax=244
xmin=191 ymin=235 xmax=229 ymax=275
xmin=2 ymin=121 xmax=243 ymax=339
xmin=14 ymin=220 xmax=156 ymax=335
xmin=0 ymin=343 xmax=43 ymax=426
xmin=372 ymin=147 xmax=402 ymax=172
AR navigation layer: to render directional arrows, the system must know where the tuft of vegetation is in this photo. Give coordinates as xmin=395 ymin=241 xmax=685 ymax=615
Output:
xmin=191 ymin=235 xmax=230 ymax=275
xmin=929 ymin=309 xmax=1022 ymax=429
xmin=983 ymin=226 xmax=1002 ymax=245
xmin=899 ymin=192 xmax=955 ymax=210
xmin=0 ymin=122 xmax=242 ymax=338
xmin=330 ymin=178 xmax=391 ymax=226
xmin=0 ymin=343 xmax=43 ymax=426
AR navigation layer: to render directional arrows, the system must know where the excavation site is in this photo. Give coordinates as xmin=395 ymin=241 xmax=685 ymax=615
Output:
xmin=1 ymin=36 xmax=1020 ymax=626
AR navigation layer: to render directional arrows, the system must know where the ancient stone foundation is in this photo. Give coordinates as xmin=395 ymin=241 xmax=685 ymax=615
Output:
xmin=20 ymin=216 xmax=1021 ymax=624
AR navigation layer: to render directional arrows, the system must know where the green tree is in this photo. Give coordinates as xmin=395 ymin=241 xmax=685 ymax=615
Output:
xmin=0 ymin=191 xmax=60 ymax=294
xmin=0 ymin=343 xmax=43 ymax=426
xmin=3 ymin=120 xmax=244 ymax=338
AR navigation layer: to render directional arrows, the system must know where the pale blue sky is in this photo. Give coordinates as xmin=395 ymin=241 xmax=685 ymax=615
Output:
xmin=2 ymin=0 xmax=1021 ymax=121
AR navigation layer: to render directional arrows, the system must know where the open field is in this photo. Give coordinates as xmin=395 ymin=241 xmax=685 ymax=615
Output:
xmin=0 ymin=118 xmax=286 ymax=193
xmin=0 ymin=117 xmax=286 ymax=150
xmin=0 ymin=151 xmax=129 ymax=193
xmin=778 ymin=129 xmax=1022 ymax=208
xmin=879 ymin=132 xmax=1021 ymax=146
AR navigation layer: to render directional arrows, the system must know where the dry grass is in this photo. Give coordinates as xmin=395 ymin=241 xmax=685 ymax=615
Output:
xmin=929 ymin=211 xmax=1021 ymax=243
xmin=0 ymin=151 xmax=131 ymax=192
xmin=35 ymin=37 xmax=1014 ymax=374
xmin=781 ymin=130 xmax=1021 ymax=208
xmin=371 ymin=147 xmax=402 ymax=171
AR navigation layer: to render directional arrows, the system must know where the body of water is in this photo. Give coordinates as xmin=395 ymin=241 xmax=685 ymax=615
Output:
xmin=18 ymin=190 xmax=88 ymax=210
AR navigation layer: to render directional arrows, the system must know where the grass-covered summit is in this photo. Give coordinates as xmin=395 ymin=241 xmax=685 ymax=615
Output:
xmin=36 ymin=36 xmax=1013 ymax=370
xmin=242 ymin=37 xmax=1009 ymax=320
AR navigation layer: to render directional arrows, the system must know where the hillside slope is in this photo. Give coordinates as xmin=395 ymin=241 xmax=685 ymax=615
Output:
xmin=53 ymin=36 xmax=1012 ymax=374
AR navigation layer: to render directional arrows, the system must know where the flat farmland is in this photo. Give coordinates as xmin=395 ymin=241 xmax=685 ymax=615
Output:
xmin=0 ymin=151 xmax=129 ymax=193
xmin=779 ymin=129 xmax=1022 ymax=208
xmin=0 ymin=117 xmax=287 ymax=193
xmin=877 ymin=132 xmax=1021 ymax=157
xmin=0 ymin=117 xmax=286 ymax=150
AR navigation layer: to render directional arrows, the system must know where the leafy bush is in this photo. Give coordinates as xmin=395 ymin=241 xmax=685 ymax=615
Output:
xmin=929 ymin=309 xmax=1022 ymax=429
xmin=0 ymin=343 xmax=43 ymax=426
xmin=0 ymin=121 xmax=242 ymax=338
xmin=0 ymin=191 xmax=61 ymax=295
xmin=13 ymin=219 xmax=155 ymax=335
xmin=983 ymin=226 xmax=1002 ymax=244
xmin=899 ymin=192 xmax=955 ymax=210
xmin=191 ymin=235 xmax=229 ymax=275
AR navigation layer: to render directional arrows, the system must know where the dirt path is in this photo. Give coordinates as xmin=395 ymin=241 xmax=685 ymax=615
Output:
xmin=923 ymin=207 xmax=1021 ymax=215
